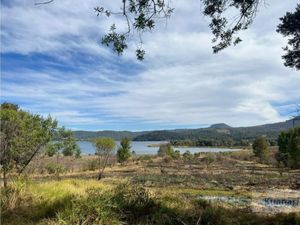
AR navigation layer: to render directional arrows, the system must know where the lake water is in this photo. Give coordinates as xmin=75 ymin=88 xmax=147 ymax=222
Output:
xmin=77 ymin=141 xmax=240 ymax=155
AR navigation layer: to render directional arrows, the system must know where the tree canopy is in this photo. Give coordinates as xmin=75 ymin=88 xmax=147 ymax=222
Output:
xmin=277 ymin=4 xmax=300 ymax=70
xmin=117 ymin=137 xmax=132 ymax=163
xmin=36 ymin=1 xmax=300 ymax=68
xmin=252 ymin=136 xmax=269 ymax=162
xmin=94 ymin=0 xmax=300 ymax=68
xmin=46 ymin=127 xmax=81 ymax=157
xmin=0 ymin=103 xmax=57 ymax=187
xmin=277 ymin=127 xmax=300 ymax=169
xmin=93 ymin=137 xmax=116 ymax=179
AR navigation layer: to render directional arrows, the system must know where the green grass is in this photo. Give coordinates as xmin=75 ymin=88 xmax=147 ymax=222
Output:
xmin=2 ymin=178 xmax=300 ymax=225
xmin=1 ymin=178 xmax=116 ymax=225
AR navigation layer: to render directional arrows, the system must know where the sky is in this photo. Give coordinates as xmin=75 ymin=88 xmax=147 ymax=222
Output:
xmin=1 ymin=0 xmax=300 ymax=131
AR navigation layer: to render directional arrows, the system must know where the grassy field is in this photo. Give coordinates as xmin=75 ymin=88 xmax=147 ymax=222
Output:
xmin=1 ymin=150 xmax=300 ymax=224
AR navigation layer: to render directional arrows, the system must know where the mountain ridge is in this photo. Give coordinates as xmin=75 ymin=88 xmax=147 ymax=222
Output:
xmin=74 ymin=117 xmax=300 ymax=143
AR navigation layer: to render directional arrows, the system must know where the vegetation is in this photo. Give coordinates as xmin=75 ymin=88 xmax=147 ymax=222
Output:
xmin=2 ymin=103 xmax=300 ymax=224
xmin=117 ymin=137 xmax=132 ymax=163
xmin=46 ymin=127 xmax=80 ymax=158
xmin=157 ymin=143 xmax=180 ymax=159
xmin=0 ymin=103 xmax=57 ymax=187
xmin=252 ymin=136 xmax=270 ymax=162
xmin=93 ymin=137 xmax=116 ymax=180
xmin=92 ymin=0 xmax=300 ymax=68
xmin=2 ymin=178 xmax=300 ymax=225
xmin=277 ymin=4 xmax=300 ymax=70
xmin=277 ymin=127 xmax=300 ymax=169
xmin=182 ymin=150 xmax=193 ymax=162
xmin=74 ymin=118 xmax=300 ymax=146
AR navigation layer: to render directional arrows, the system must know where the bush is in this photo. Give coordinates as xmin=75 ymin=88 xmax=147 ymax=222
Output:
xmin=158 ymin=144 xmax=180 ymax=159
xmin=253 ymin=137 xmax=270 ymax=162
xmin=183 ymin=150 xmax=193 ymax=161
xmin=278 ymin=127 xmax=300 ymax=168
xmin=46 ymin=163 xmax=65 ymax=175
xmin=57 ymin=183 xmax=160 ymax=225
xmin=202 ymin=154 xmax=216 ymax=166
xmin=84 ymin=159 xmax=98 ymax=171
xmin=117 ymin=137 xmax=132 ymax=163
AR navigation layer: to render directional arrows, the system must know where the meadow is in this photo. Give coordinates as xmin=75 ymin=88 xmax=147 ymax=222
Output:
xmin=2 ymin=149 xmax=300 ymax=225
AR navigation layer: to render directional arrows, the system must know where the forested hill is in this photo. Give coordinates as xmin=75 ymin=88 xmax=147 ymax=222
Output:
xmin=74 ymin=117 xmax=300 ymax=143
xmin=73 ymin=130 xmax=147 ymax=140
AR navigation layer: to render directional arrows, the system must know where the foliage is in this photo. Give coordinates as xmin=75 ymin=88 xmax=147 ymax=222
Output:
xmin=45 ymin=163 xmax=65 ymax=175
xmin=0 ymin=102 xmax=57 ymax=187
xmin=2 ymin=179 xmax=300 ymax=225
xmin=157 ymin=143 xmax=180 ymax=159
xmin=93 ymin=137 xmax=116 ymax=179
xmin=95 ymin=0 xmax=261 ymax=59
xmin=252 ymin=136 xmax=270 ymax=162
xmin=95 ymin=0 xmax=173 ymax=60
xmin=277 ymin=4 xmax=300 ymax=70
xmin=202 ymin=0 xmax=259 ymax=53
xmin=117 ymin=137 xmax=132 ymax=163
xmin=277 ymin=128 xmax=300 ymax=168
xmin=45 ymin=143 xmax=57 ymax=157
xmin=76 ymin=118 xmax=300 ymax=145
xmin=182 ymin=150 xmax=193 ymax=161
xmin=84 ymin=159 xmax=98 ymax=171
xmin=94 ymin=0 xmax=299 ymax=70
xmin=47 ymin=127 xmax=81 ymax=157
xmin=202 ymin=154 xmax=216 ymax=166
xmin=1 ymin=176 xmax=29 ymax=212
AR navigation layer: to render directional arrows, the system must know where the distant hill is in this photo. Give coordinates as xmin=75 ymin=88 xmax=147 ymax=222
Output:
xmin=74 ymin=130 xmax=147 ymax=140
xmin=73 ymin=117 xmax=300 ymax=143
xmin=209 ymin=123 xmax=232 ymax=129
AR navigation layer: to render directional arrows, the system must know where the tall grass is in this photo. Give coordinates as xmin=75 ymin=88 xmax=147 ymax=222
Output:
xmin=2 ymin=179 xmax=300 ymax=225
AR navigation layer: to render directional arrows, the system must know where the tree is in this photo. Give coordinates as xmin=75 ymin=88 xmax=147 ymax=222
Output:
xmin=277 ymin=5 xmax=300 ymax=70
xmin=0 ymin=103 xmax=57 ymax=187
xmin=45 ymin=127 xmax=80 ymax=177
xmin=46 ymin=127 xmax=80 ymax=158
xmin=117 ymin=137 xmax=132 ymax=163
xmin=252 ymin=136 xmax=269 ymax=162
xmin=93 ymin=137 xmax=116 ymax=180
xmin=37 ymin=1 xmax=299 ymax=67
xmin=277 ymin=128 xmax=300 ymax=169
xmin=95 ymin=0 xmax=299 ymax=67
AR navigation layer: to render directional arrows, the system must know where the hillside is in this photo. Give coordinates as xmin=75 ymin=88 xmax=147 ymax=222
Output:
xmin=74 ymin=117 xmax=300 ymax=143
xmin=74 ymin=130 xmax=147 ymax=140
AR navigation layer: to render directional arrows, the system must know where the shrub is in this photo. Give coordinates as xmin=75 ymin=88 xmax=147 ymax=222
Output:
xmin=117 ymin=137 xmax=132 ymax=163
xmin=202 ymin=154 xmax=215 ymax=166
xmin=278 ymin=127 xmax=300 ymax=168
xmin=253 ymin=136 xmax=270 ymax=162
xmin=183 ymin=150 xmax=193 ymax=161
xmin=57 ymin=183 xmax=160 ymax=225
xmin=46 ymin=163 xmax=65 ymax=175
xmin=158 ymin=144 xmax=180 ymax=159
xmin=84 ymin=159 xmax=98 ymax=171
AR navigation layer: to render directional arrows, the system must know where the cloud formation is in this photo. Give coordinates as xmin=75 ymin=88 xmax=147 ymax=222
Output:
xmin=1 ymin=0 xmax=299 ymax=130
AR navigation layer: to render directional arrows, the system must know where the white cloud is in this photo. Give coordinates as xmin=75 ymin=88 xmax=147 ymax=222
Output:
xmin=1 ymin=0 xmax=300 ymax=129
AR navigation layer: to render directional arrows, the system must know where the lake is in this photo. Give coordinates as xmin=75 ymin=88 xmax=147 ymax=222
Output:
xmin=77 ymin=141 xmax=240 ymax=155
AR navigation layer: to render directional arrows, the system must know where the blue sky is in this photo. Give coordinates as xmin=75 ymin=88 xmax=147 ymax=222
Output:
xmin=1 ymin=0 xmax=300 ymax=131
